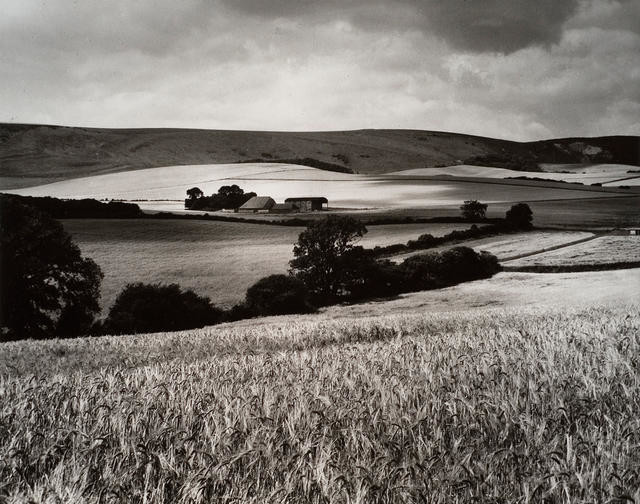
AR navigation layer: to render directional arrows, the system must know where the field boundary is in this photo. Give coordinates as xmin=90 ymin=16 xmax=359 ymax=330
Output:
xmin=499 ymin=233 xmax=604 ymax=262
xmin=502 ymin=261 xmax=640 ymax=273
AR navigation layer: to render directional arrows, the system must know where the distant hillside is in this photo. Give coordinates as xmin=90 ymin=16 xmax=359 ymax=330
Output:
xmin=1 ymin=123 xmax=638 ymax=189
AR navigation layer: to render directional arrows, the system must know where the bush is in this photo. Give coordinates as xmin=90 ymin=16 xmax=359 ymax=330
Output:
xmin=460 ymin=200 xmax=488 ymax=220
xmin=505 ymin=203 xmax=533 ymax=229
xmin=245 ymin=275 xmax=314 ymax=316
xmin=103 ymin=283 xmax=222 ymax=334
xmin=398 ymin=246 xmax=501 ymax=292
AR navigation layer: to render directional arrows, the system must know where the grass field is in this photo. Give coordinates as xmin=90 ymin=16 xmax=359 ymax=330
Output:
xmin=507 ymin=235 xmax=640 ymax=267
xmin=1 ymin=304 xmax=639 ymax=502
xmin=61 ymin=219 xmax=474 ymax=311
xmin=389 ymin=231 xmax=595 ymax=263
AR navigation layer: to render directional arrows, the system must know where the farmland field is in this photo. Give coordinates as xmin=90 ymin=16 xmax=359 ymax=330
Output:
xmin=61 ymin=219 xmax=475 ymax=311
xmin=6 ymin=162 xmax=632 ymax=211
xmin=389 ymin=230 xmax=595 ymax=263
xmin=1 ymin=303 xmax=639 ymax=502
xmin=507 ymin=235 xmax=640 ymax=267
xmin=392 ymin=163 xmax=640 ymax=186
xmin=323 ymin=268 xmax=640 ymax=319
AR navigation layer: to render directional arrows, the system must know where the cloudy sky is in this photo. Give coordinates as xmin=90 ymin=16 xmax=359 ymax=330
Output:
xmin=1 ymin=0 xmax=638 ymax=141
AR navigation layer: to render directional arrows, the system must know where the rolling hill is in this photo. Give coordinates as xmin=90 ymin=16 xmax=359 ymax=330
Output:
xmin=1 ymin=122 xmax=638 ymax=189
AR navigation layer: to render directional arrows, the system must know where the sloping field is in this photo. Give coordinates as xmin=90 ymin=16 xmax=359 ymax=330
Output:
xmin=5 ymin=162 xmax=627 ymax=210
xmin=61 ymin=219 xmax=473 ymax=311
xmin=389 ymin=231 xmax=595 ymax=263
xmin=2 ymin=123 xmax=637 ymax=187
xmin=391 ymin=163 xmax=640 ymax=186
xmin=2 ymin=303 xmax=639 ymax=502
xmin=507 ymin=235 xmax=640 ymax=267
xmin=323 ymin=268 xmax=640 ymax=319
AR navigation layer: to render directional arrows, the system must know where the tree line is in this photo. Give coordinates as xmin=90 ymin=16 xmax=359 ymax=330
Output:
xmin=185 ymin=185 xmax=256 ymax=210
xmin=1 ymin=194 xmax=531 ymax=340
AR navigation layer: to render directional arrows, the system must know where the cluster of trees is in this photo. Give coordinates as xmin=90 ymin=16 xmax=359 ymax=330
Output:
xmin=185 ymin=185 xmax=256 ymax=210
xmin=1 ymin=195 xmax=531 ymax=340
xmin=1 ymin=193 xmax=142 ymax=218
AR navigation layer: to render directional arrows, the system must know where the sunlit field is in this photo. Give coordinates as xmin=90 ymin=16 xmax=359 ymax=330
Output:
xmin=7 ymin=162 xmax=629 ymax=210
xmin=1 ymin=305 xmax=639 ymax=502
xmin=508 ymin=235 xmax=640 ymax=267
xmin=391 ymin=163 xmax=640 ymax=186
xmin=389 ymin=230 xmax=595 ymax=263
xmin=61 ymin=219 xmax=475 ymax=311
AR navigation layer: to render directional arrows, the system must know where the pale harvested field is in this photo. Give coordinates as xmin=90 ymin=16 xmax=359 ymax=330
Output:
xmin=6 ymin=162 xmax=625 ymax=210
xmin=389 ymin=231 xmax=594 ymax=263
xmin=393 ymin=163 xmax=640 ymax=186
xmin=507 ymin=235 xmax=640 ymax=267
xmin=61 ymin=219 xmax=472 ymax=311
xmin=2 ymin=304 xmax=639 ymax=502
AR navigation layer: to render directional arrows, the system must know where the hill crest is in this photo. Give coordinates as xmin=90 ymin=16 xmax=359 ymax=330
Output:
xmin=1 ymin=123 xmax=637 ymax=190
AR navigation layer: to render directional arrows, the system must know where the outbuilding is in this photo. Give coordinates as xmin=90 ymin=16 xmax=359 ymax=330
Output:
xmin=284 ymin=197 xmax=328 ymax=212
xmin=238 ymin=196 xmax=276 ymax=213
xmin=270 ymin=202 xmax=299 ymax=214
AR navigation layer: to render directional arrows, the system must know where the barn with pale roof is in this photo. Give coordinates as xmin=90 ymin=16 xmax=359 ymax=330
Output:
xmin=238 ymin=196 xmax=275 ymax=213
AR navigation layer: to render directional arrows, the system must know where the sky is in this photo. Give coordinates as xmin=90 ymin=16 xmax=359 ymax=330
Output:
xmin=0 ymin=0 xmax=638 ymax=141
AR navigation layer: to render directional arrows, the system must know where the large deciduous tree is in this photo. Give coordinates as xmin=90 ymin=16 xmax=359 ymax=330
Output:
xmin=289 ymin=215 xmax=367 ymax=302
xmin=0 ymin=196 xmax=103 ymax=340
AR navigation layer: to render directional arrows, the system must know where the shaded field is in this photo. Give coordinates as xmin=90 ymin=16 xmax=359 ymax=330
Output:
xmin=61 ymin=219 xmax=472 ymax=311
xmin=1 ymin=305 xmax=639 ymax=502
xmin=508 ymin=235 xmax=640 ymax=267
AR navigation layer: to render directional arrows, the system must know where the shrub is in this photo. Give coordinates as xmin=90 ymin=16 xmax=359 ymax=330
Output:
xmin=245 ymin=275 xmax=314 ymax=316
xmin=399 ymin=246 xmax=501 ymax=292
xmin=505 ymin=203 xmax=533 ymax=229
xmin=460 ymin=200 xmax=488 ymax=220
xmin=103 ymin=283 xmax=222 ymax=334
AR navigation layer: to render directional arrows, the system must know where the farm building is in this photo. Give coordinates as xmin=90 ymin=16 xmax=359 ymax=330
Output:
xmin=284 ymin=197 xmax=328 ymax=212
xmin=270 ymin=202 xmax=299 ymax=214
xmin=238 ymin=196 xmax=275 ymax=213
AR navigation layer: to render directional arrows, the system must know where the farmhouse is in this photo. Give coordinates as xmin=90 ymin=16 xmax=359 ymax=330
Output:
xmin=238 ymin=196 xmax=275 ymax=213
xmin=284 ymin=197 xmax=328 ymax=212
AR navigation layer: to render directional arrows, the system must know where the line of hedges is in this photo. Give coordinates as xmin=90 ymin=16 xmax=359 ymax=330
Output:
xmin=0 ymin=194 xmax=142 ymax=219
xmin=370 ymin=222 xmax=511 ymax=257
xmin=502 ymin=262 xmax=640 ymax=273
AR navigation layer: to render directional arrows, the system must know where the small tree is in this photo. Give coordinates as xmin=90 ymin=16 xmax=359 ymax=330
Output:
xmin=245 ymin=274 xmax=313 ymax=316
xmin=460 ymin=200 xmax=488 ymax=220
xmin=1 ymin=196 xmax=103 ymax=340
xmin=505 ymin=203 xmax=533 ymax=229
xmin=103 ymin=283 xmax=222 ymax=334
xmin=290 ymin=216 xmax=367 ymax=302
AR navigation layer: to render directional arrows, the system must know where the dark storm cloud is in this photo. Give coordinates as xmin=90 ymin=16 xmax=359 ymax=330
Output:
xmin=0 ymin=0 xmax=638 ymax=139
xmin=221 ymin=0 xmax=581 ymax=53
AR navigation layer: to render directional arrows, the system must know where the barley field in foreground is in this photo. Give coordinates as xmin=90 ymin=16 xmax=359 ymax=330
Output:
xmin=1 ymin=306 xmax=639 ymax=503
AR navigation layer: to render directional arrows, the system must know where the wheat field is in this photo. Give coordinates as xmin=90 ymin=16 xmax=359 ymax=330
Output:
xmin=1 ymin=306 xmax=639 ymax=503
